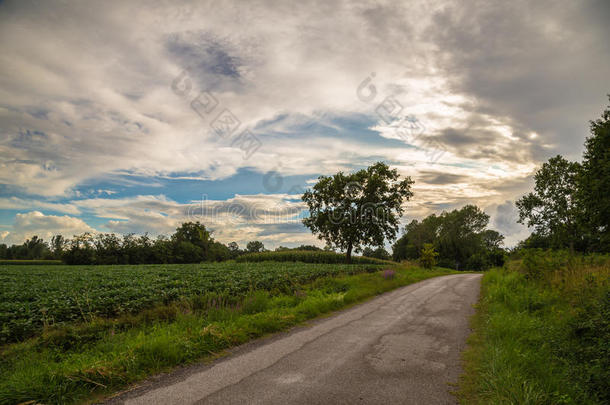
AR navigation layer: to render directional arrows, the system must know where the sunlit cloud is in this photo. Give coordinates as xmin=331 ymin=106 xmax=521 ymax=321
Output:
xmin=1 ymin=0 xmax=607 ymax=247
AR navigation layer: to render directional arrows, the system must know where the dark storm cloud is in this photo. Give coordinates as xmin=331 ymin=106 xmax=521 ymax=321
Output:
xmin=165 ymin=31 xmax=243 ymax=91
xmin=428 ymin=0 xmax=610 ymax=160
xmin=423 ymin=126 xmax=535 ymax=164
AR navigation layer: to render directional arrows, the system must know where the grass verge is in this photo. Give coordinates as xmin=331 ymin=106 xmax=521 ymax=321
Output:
xmin=457 ymin=251 xmax=609 ymax=404
xmin=0 ymin=264 xmax=453 ymax=404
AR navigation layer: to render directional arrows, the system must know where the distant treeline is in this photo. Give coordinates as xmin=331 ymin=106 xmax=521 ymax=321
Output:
xmin=392 ymin=205 xmax=505 ymax=270
xmin=0 ymin=222 xmax=326 ymax=265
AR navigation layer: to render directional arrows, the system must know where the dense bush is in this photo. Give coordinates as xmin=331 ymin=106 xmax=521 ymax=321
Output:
xmin=419 ymin=243 xmax=438 ymax=269
xmin=235 ymin=250 xmax=392 ymax=265
xmin=460 ymin=252 xmax=609 ymax=403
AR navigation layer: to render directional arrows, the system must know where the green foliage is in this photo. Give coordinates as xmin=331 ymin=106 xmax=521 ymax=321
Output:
xmin=172 ymin=222 xmax=211 ymax=250
xmin=519 ymin=248 xmax=571 ymax=280
xmin=563 ymin=290 xmax=610 ymax=402
xmin=246 ymin=240 xmax=265 ymax=253
xmin=0 ymin=260 xmax=62 ymax=265
xmin=235 ymin=249 xmax=391 ymax=265
xmin=516 ymin=98 xmax=610 ymax=253
xmin=419 ymin=243 xmax=438 ymax=269
xmin=207 ymin=241 xmax=231 ymax=261
xmin=516 ymin=155 xmax=582 ymax=250
xmin=0 ymin=236 xmax=53 ymax=261
xmin=0 ymin=265 xmax=454 ymax=404
xmin=0 ymin=261 xmax=387 ymax=343
xmin=302 ymin=162 xmax=414 ymax=263
xmin=361 ymin=246 xmax=391 ymax=260
xmin=577 ymin=96 xmax=610 ymax=252
xmin=458 ymin=253 xmax=610 ymax=404
xmin=1 ymin=223 xmax=260 ymax=266
xmin=393 ymin=204 xmax=505 ymax=270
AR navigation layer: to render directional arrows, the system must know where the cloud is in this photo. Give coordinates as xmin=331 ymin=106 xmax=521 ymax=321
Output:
xmin=69 ymin=193 xmax=307 ymax=248
xmin=428 ymin=0 xmax=610 ymax=161
xmin=0 ymin=197 xmax=80 ymax=215
xmin=488 ymin=201 xmax=530 ymax=247
xmin=0 ymin=211 xmax=96 ymax=245
xmin=1 ymin=0 xmax=607 ymax=248
xmin=416 ymin=171 xmax=469 ymax=185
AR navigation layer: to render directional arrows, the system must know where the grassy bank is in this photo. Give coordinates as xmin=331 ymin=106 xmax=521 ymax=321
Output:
xmin=458 ymin=251 xmax=609 ymax=404
xmin=0 ymin=263 xmax=453 ymax=404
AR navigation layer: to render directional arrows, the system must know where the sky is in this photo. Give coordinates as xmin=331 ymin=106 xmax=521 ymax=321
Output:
xmin=1 ymin=0 xmax=609 ymax=249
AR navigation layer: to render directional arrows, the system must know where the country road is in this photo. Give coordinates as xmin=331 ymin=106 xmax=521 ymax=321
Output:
xmin=108 ymin=273 xmax=482 ymax=405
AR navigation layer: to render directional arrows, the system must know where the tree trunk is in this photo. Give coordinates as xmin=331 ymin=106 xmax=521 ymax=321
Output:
xmin=346 ymin=242 xmax=353 ymax=264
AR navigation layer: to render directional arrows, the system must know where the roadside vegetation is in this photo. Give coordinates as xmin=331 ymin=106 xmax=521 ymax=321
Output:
xmin=458 ymin=251 xmax=609 ymax=404
xmin=458 ymin=98 xmax=609 ymax=404
xmin=0 ymin=262 xmax=453 ymax=404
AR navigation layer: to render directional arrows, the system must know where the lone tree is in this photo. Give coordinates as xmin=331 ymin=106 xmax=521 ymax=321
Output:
xmin=302 ymin=162 xmax=414 ymax=263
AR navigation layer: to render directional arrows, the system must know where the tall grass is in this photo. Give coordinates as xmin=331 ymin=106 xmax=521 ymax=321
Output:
xmin=458 ymin=251 xmax=609 ymax=404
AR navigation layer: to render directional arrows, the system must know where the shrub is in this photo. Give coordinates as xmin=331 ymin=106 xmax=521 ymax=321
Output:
xmin=419 ymin=243 xmax=438 ymax=269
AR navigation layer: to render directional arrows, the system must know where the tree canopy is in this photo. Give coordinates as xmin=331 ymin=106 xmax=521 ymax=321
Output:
xmin=302 ymin=162 xmax=414 ymax=263
xmin=516 ymin=155 xmax=581 ymax=250
xmin=516 ymin=97 xmax=610 ymax=253
xmin=577 ymin=97 xmax=610 ymax=252
xmin=392 ymin=205 xmax=505 ymax=270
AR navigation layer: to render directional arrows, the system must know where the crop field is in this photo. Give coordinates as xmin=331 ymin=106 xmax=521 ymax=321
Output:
xmin=235 ymin=250 xmax=391 ymax=264
xmin=0 ymin=263 xmax=453 ymax=404
xmin=0 ymin=262 xmax=383 ymax=343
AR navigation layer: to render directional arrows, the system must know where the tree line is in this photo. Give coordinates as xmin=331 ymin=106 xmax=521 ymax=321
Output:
xmin=0 ymin=222 xmax=279 ymax=264
xmin=392 ymin=205 xmax=505 ymax=270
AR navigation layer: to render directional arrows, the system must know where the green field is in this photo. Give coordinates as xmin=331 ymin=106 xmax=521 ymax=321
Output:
xmin=0 ymin=262 xmax=382 ymax=343
xmin=0 ymin=261 xmax=454 ymax=404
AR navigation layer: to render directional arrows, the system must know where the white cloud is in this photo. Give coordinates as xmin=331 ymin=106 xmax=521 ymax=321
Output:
xmin=0 ymin=211 xmax=96 ymax=245
xmin=1 ymin=0 xmax=585 ymax=197
xmin=1 ymin=0 xmax=606 ymax=247
xmin=0 ymin=197 xmax=80 ymax=215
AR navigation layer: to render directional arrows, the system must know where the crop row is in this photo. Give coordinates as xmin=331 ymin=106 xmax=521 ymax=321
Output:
xmin=0 ymin=262 xmax=382 ymax=343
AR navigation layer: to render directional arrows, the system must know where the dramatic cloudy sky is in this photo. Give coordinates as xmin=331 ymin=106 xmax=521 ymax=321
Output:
xmin=1 ymin=0 xmax=608 ymax=248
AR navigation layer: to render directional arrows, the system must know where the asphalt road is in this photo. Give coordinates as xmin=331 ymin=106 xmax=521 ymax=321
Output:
xmin=110 ymin=273 xmax=482 ymax=405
